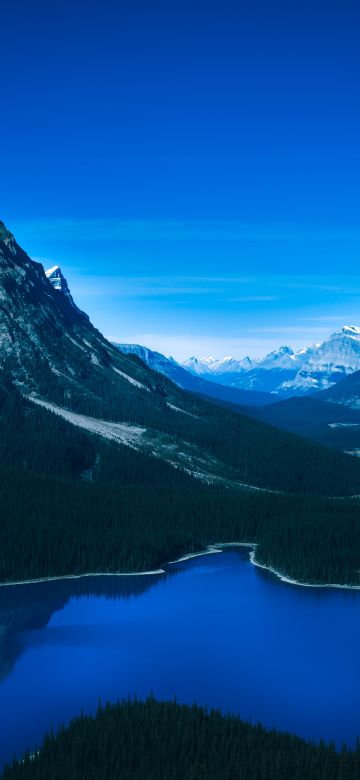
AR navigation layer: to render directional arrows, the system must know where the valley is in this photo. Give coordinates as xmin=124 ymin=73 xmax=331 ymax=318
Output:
xmin=1 ymin=222 xmax=360 ymax=777
xmin=3 ymin=4 xmax=359 ymax=776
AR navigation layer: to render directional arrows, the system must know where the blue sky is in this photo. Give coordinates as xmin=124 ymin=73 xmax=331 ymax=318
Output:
xmin=1 ymin=0 xmax=360 ymax=360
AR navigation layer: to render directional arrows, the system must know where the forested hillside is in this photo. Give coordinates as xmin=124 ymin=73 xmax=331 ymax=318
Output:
xmin=1 ymin=463 xmax=360 ymax=585
xmin=2 ymin=377 xmax=360 ymax=497
xmin=1 ymin=223 xmax=360 ymax=587
xmin=1 ymin=222 xmax=360 ymax=495
xmin=1 ymin=377 xmax=360 ymax=585
xmin=238 ymin=396 xmax=360 ymax=453
xmin=3 ymin=698 xmax=360 ymax=780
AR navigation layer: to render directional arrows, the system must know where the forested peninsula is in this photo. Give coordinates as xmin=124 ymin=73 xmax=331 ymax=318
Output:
xmin=2 ymin=698 xmax=360 ymax=780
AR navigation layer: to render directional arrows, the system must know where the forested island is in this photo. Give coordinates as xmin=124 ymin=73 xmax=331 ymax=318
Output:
xmin=2 ymin=698 xmax=360 ymax=780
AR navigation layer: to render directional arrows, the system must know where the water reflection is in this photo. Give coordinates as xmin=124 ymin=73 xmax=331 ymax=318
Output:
xmin=0 ymin=571 xmax=166 ymax=678
xmin=2 ymin=550 xmax=360 ymax=769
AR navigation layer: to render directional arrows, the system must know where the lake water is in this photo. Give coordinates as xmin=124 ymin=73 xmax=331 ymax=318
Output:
xmin=1 ymin=548 xmax=360 ymax=768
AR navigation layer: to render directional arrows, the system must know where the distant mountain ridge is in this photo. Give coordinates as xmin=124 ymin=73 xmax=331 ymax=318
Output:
xmin=182 ymin=355 xmax=254 ymax=376
xmin=115 ymin=344 xmax=273 ymax=407
xmin=181 ymin=326 xmax=360 ymax=397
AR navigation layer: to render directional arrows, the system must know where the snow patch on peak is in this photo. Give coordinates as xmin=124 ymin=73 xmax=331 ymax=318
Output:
xmin=45 ymin=265 xmax=60 ymax=277
xmin=255 ymin=345 xmax=295 ymax=371
xmin=45 ymin=264 xmax=89 ymax=319
xmin=340 ymin=325 xmax=360 ymax=336
xmin=201 ymin=356 xmax=217 ymax=365
xmin=45 ymin=265 xmax=69 ymax=292
xmin=182 ymin=356 xmax=213 ymax=376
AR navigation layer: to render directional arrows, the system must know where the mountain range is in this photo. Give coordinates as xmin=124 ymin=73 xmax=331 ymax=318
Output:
xmin=117 ymin=342 xmax=360 ymax=454
xmin=181 ymin=326 xmax=360 ymax=396
xmin=1 ymin=219 xmax=359 ymax=497
xmin=116 ymin=329 xmax=360 ymax=408
xmin=115 ymin=344 xmax=273 ymax=407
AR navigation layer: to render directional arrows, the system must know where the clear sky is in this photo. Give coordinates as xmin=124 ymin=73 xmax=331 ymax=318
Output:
xmin=1 ymin=0 xmax=360 ymax=360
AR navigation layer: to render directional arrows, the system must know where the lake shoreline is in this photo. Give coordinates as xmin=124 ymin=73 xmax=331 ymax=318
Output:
xmin=1 ymin=541 xmax=360 ymax=591
xmin=249 ymin=549 xmax=360 ymax=590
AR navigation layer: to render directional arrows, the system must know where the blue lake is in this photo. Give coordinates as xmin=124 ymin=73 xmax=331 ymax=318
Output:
xmin=1 ymin=548 xmax=360 ymax=768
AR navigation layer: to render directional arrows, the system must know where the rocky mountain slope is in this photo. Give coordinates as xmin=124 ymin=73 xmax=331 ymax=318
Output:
xmin=45 ymin=265 xmax=89 ymax=318
xmin=1 ymin=219 xmax=360 ymax=496
xmin=318 ymin=368 xmax=360 ymax=410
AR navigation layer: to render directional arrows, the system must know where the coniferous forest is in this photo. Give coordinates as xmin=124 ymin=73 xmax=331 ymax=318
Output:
xmin=2 ymin=698 xmax=360 ymax=780
xmin=1 ymin=466 xmax=360 ymax=585
xmin=1 ymin=380 xmax=360 ymax=586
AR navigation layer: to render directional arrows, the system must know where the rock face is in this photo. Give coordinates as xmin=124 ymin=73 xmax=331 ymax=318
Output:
xmin=0 ymin=220 xmax=162 ymax=408
xmin=0 ymin=221 xmax=105 ymax=383
xmin=45 ymin=265 xmax=88 ymax=318
xmin=180 ymin=328 xmax=360 ymax=397
xmin=318 ymin=367 xmax=360 ymax=410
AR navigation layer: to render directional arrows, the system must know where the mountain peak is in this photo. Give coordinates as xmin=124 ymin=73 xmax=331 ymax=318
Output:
xmin=45 ymin=264 xmax=88 ymax=319
xmin=0 ymin=221 xmax=17 ymax=254
xmin=0 ymin=221 xmax=13 ymax=241
xmin=339 ymin=325 xmax=360 ymax=337
xmin=258 ymin=345 xmax=294 ymax=363
xmin=45 ymin=264 xmax=69 ymax=292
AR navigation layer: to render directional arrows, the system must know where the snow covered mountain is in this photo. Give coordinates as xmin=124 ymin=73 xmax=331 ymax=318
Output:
xmin=182 ymin=355 xmax=252 ymax=376
xmin=115 ymin=344 xmax=272 ymax=406
xmin=182 ymin=356 xmax=216 ymax=376
xmin=280 ymin=326 xmax=360 ymax=395
xmin=181 ymin=327 xmax=360 ymax=397
xmin=181 ymin=345 xmax=297 ymax=393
